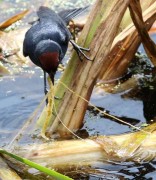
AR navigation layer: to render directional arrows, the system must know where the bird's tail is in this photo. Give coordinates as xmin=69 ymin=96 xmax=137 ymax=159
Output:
xmin=58 ymin=6 xmax=89 ymax=25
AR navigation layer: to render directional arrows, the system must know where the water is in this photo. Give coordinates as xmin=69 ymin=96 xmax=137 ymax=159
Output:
xmin=0 ymin=67 xmax=43 ymax=145
xmin=0 ymin=0 xmax=156 ymax=179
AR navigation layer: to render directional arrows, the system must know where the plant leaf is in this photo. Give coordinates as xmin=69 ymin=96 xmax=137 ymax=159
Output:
xmin=0 ymin=10 xmax=29 ymax=29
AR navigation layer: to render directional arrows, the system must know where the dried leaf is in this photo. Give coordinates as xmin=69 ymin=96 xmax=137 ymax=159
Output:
xmin=0 ymin=10 xmax=29 ymax=29
xmin=0 ymin=28 xmax=29 ymax=64
xmin=116 ymin=123 xmax=156 ymax=162
xmin=0 ymin=62 xmax=10 ymax=75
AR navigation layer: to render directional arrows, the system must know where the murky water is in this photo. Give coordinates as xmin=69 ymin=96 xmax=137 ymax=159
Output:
xmin=0 ymin=0 xmax=156 ymax=179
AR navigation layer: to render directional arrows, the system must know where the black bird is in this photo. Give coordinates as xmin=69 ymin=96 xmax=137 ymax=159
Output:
xmin=23 ymin=6 xmax=90 ymax=94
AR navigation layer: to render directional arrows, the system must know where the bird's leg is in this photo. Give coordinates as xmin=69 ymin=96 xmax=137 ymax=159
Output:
xmin=44 ymin=71 xmax=48 ymax=94
xmin=48 ymin=71 xmax=61 ymax=100
xmin=70 ymin=40 xmax=91 ymax=61
xmin=43 ymin=71 xmax=48 ymax=105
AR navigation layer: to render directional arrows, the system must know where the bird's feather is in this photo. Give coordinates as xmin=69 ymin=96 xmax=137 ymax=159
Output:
xmin=58 ymin=6 xmax=88 ymax=24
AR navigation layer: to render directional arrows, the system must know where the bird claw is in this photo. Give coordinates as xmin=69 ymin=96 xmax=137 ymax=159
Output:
xmin=77 ymin=48 xmax=91 ymax=61
xmin=70 ymin=40 xmax=92 ymax=61
xmin=78 ymin=46 xmax=90 ymax=52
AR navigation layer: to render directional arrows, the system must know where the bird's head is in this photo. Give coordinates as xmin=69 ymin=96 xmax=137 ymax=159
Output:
xmin=35 ymin=39 xmax=62 ymax=83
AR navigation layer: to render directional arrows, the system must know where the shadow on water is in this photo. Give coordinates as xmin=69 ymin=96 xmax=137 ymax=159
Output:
xmin=0 ymin=0 xmax=156 ymax=179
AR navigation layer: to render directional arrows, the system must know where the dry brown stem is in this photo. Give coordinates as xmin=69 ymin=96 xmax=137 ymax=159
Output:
xmin=14 ymin=123 xmax=156 ymax=167
xmin=129 ymin=0 xmax=156 ymax=65
xmin=47 ymin=0 xmax=130 ymax=136
xmin=0 ymin=156 xmax=21 ymax=180
xmin=100 ymin=0 xmax=156 ymax=81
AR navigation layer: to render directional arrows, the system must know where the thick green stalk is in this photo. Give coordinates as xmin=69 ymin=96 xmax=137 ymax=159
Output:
xmin=37 ymin=0 xmax=130 ymax=136
xmin=38 ymin=0 xmax=114 ymax=128
xmin=48 ymin=0 xmax=130 ymax=135
xmin=54 ymin=0 xmax=113 ymax=106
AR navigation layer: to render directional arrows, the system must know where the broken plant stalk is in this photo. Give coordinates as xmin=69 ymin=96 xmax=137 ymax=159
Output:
xmin=119 ymin=0 xmax=155 ymax=32
xmin=8 ymin=123 xmax=156 ymax=169
xmin=37 ymin=0 xmax=130 ymax=136
xmin=129 ymin=0 xmax=156 ymax=65
xmin=0 ymin=156 xmax=21 ymax=180
xmin=100 ymin=0 xmax=156 ymax=82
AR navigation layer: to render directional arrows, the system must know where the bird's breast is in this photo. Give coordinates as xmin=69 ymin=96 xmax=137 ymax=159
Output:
xmin=39 ymin=52 xmax=59 ymax=73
